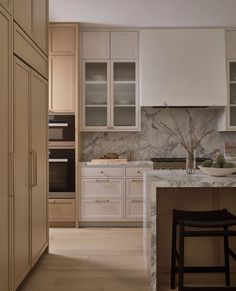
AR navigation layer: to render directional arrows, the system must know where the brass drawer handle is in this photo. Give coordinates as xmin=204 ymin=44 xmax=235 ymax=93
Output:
xmin=131 ymin=200 xmax=143 ymax=203
xmin=95 ymin=199 xmax=110 ymax=203
xmin=95 ymin=179 xmax=110 ymax=182
xmin=131 ymin=179 xmax=142 ymax=182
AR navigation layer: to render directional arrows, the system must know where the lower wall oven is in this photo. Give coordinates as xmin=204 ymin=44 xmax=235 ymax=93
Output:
xmin=49 ymin=149 xmax=75 ymax=199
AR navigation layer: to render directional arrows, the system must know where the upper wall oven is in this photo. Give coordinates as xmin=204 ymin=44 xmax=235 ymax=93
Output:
xmin=49 ymin=115 xmax=75 ymax=142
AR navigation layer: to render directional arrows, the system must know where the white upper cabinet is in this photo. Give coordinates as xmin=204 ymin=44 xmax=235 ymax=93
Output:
xmin=226 ymin=30 xmax=236 ymax=59
xmin=82 ymin=31 xmax=110 ymax=59
xmin=140 ymin=29 xmax=227 ymax=106
xmin=111 ymin=32 xmax=138 ymax=59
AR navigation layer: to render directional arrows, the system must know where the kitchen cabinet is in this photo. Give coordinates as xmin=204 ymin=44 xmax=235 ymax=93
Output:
xmin=14 ymin=56 xmax=48 ymax=289
xmin=0 ymin=0 xmax=12 ymax=14
xmin=14 ymin=57 xmax=31 ymax=289
xmin=13 ymin=0 xmax=48 ymax=54
xmin=0 ymin=7 xmax=12 ymax=291
xmin=31 ymin=70 xmax=48 ymax=267
xmin=218 ymin=30 xmax=236 ymax=132
xmin=49 ymin=199 xmax=76 ymax=221
xmin=81 ymin=30 xmax=140 ymax=131
xmin=49 ymin=24 xmax=78 ymax=113
xmin=140 ymin=29 xmax=227 ymax=106
xmin=79 ymin=164 xmax=153 ymax=224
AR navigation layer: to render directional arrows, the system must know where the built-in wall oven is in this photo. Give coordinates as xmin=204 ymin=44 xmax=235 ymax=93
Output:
xmin=48 ymin=115 xmax=75 ymax=142
xmin=49 ymin=149 xmax=75 ymax=199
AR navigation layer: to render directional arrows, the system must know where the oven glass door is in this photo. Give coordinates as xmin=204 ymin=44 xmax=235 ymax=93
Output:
xmin=49 ymin=158 xmax=75 ymax=192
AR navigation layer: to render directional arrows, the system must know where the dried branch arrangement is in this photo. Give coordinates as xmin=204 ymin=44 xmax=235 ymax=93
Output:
xmin=152 ymin=108 xmax=220 ymax=158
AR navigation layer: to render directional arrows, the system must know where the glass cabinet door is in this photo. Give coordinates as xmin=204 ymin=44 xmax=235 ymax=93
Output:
xmin=84 ymin=62 xmax=109 ymax=128
xmin=111 ymin=61 xmax=137 ymax=128
xmin=229 ymin=61 xmax=236 ymax=127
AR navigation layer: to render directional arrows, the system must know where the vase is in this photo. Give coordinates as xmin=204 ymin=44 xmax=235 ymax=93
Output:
xmin=186 ymin=149 xmax=196 ymax=174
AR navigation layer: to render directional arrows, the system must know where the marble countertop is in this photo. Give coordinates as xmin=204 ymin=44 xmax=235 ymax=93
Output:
xmin=144 ymin=169 xmax=236 ymax=187
xmin=80 ymin=161 xmax=153 ymax=167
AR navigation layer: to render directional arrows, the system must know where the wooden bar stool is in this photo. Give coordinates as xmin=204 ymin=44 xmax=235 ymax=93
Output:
xmin=171 ymin=209 xmax=236 ymax=291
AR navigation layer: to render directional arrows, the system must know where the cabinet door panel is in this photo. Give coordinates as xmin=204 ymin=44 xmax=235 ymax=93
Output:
xmin=0 ymin=8 xmax=11 ymax=291
xmin=0 ymin=0 xmax=12 ymax=13
xmin=31 ymin=70 xmax=48 ymax=266
xmin=49 ymin=199 xmax=75 ymax=221
xmin=111 ymin=32 xmax=138 ymax=59
xmin=82 ymin=32 xmax=110 ymax=59
xmin=226 ymin=31 xmax=236 ymax=59
xmin=49 ymin=26 xmax=75 ymax=55
xmin=49 ymin=55 xmax=75 ymax=112
xmin=14 ymin=57 xmax=30 ymax=289
xmin=126 ymin=199 xmax=143 ymax=221
xmin=14 ymin=0 xmax=32 ymax=36
xmin=32 ymin=0 xmax=47 ymax=54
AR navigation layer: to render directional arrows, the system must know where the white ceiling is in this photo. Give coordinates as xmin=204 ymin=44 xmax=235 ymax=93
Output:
xmin=49 ymin=0 xmax=236 ymax=28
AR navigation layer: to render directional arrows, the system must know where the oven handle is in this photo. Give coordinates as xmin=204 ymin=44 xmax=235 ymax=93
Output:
xmin=48 ymin=123 xmax=68 ymax=127
xmin=49 ymin=159 xmax=69 ymax=163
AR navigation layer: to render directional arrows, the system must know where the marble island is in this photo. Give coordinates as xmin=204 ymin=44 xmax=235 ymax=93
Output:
xmin=143 ymin=170 xmax=236 ymax=291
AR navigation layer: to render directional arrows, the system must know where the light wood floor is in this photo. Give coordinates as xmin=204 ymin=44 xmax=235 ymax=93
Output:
xmin=18 ymin=228 xmax=149 ymax=291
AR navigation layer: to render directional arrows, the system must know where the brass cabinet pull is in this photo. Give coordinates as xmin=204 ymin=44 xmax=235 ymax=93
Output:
xmin=131 ymin=179 xmax=142 ymax=182
xmin=30 ymin=151 xmax=34 ymax=187
xmin=95 ymin=199 xmax=110 ymax=203
xmin=33 ymin=151 xmax=37 ymax=187
xmin=131 ymin=199 xmax=143 ymax=203
xmin=95 ymin=179 xmax=110 ymax=182
xmin=9 ymin=153 xmax=15 ymax=197
xmin=49 ymin=200 xmax=72 ymax=205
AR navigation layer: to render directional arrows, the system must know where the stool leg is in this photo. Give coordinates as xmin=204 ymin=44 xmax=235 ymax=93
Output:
xmin=178 ymin=222 xmax=185 ymax=291
xmin=224 ymin=226 xmax=231 ymax=286
xmin=171 ymin=221 xmax=177 ymax=289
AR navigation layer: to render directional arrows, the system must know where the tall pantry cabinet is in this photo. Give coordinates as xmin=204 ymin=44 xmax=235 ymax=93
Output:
xmin=0 ymin=0 xmax=48 ymax=290
xmin=0 ymin=6 xmax=12 ymax=291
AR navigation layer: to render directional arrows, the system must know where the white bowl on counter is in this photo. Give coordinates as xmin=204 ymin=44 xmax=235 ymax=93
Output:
xmin=198 ymin=166 xmax=236 ymax=177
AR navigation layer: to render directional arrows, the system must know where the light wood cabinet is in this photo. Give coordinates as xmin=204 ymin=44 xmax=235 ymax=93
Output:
xmin=14 ymin=56 xmax=48 ymax=288
xmin=13 ymin=0 xmax=48 ymax=54
xmin=218 ymin=30 xmax=236 ymax=132
xmin=140 ymin=29 xmax=227 ymax=106
xmin=31 ymin=70 xmax=48 ymax=266
xmin=82 ymin=31 xmax=110 ymax=59
xmin=0 ymin=0 xmax=12 ymax=14
xmin=49 ymin=55 xmax=76 ymax=112
xmin=49 ymin=24 xmax=78 ymax=113
xmin=49 ymin=199 xmax=76 ymax=221
xmin=14 ymin=57 xmax=31 ymax=289
xmin=81 ymin=30 xmax=140 ymax=131
xmin=79 ymin=164 xmax=153 ymax=223
xmin=0 ymin=7 xmax=12 ymax=291
xmin=111 ymin=32 xmax=138 ymax=59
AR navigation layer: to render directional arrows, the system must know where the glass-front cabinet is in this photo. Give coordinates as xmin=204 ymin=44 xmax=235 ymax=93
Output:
xmin=83 ymin=61 xmax=109 ymax=129
xmin=229 ymin=61 xmax=236 ymax=127
xmin=82 ymin=60 xmax=139 ymax=131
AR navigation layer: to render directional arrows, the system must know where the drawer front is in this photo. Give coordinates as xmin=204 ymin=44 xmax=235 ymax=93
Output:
xmin=80 ymin=167 xmax=124 ymax=178
xmin=49 ymin=199 xmax=75 ymax=221
xmin=126 ymin=199 xmax=143 ymax=221
xmin=14 ymin=23 xmax=48 ymax=78
xmin=80 ymin=199 xmax=123 ymax=221
xmin=126 ymin=167 xmax=150 ymax=177
xmin=126 ymin=178 xmax=143 ymax=197
xmin=81 ymin=178 xmax=123 ymax=198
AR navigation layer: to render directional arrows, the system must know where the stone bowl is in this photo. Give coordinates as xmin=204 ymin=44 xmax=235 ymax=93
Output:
xmin=198 ymin=166 xmax=236 ymax=177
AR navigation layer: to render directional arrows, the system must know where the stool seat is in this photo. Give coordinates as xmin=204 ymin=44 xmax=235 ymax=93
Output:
xmin=174 ymin=209 xmax=236 ymax=228
xmin=171 ymin=208 xmax=236 ymax=291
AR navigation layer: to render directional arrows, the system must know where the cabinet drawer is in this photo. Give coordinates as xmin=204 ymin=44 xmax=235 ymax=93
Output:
xmin=49 ymin=199 xmax=75 ymax=221
xmin=126 ymin=199 xmax=143 ymax=221
xmin=80 ymin=167 xmax=124 ymax=178
xmin=126 ymin=178 xmax=143 ymax=197
xmin=81 ymin=178 xmax=123 ymax=198
xmin=126 ymin=167 xmax=149 ymax=177
xmin=14 ymin=23 xmax=48 ymax=79
xmin=80 ymin=199 xmax=123 ymax=221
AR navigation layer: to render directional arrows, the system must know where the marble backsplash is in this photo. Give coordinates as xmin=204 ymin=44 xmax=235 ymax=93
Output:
xmin=82 ymin=107 xmax=236 ymax=161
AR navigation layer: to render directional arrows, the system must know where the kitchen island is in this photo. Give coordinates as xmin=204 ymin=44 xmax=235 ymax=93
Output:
xmin=143 ymin=170 xmax=236 ymax=291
